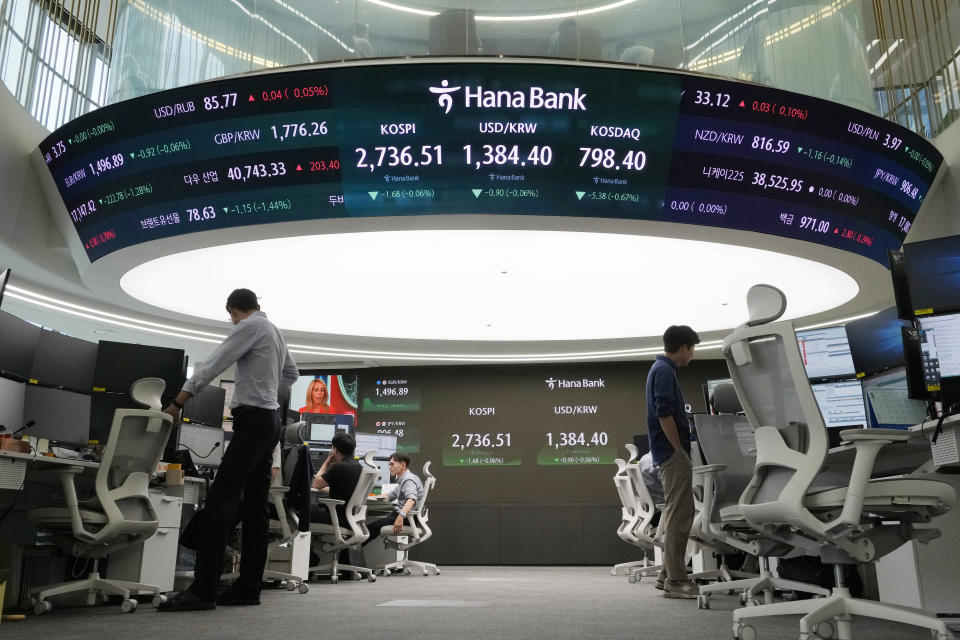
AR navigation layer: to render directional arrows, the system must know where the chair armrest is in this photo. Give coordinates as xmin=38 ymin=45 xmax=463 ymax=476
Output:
xmin=839 ymin=429 xmax=914 ymax=443
xmin=693 ymin=464 xmax=727 ymax=476
xmin=313 ymin=497 xmax=345 ymax=506
xmin=49 ymin=466 xmax=96 ymax=542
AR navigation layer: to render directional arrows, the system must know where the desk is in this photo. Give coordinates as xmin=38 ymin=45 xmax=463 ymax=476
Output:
xmin=0 ymin=450 xmax=98 ymax=490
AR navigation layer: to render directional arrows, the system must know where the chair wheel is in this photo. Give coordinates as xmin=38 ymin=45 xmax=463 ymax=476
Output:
xmin=434 ymin=568 xmax=440 ymax=575
xmin=330 ymin=575 xmax=338 ymax=584
xmin=121 ymin=599 xmax=137 ymax=613
xmin=814 ymin=621 xmax=834 ymax=639
xmin=610 ymin=568 xmax=617 ymax=576
xmin=627 ymin=574 xmax=638 ymax=584
xmin=423 ymin=570 xmax=429 ymax=576
xmin=403 ymin=568 xmax=412 ymax=575
xmin=152 ymin=594 xmax=168 ymax=607
xmin=298 ymin=582 xmax=310 ymax=594
xmin=698 ymin=594 xmax=710 ymax=610
xmin=733 ymin=622 xmax=757 ymax=640
xmin=285 ymin=581 xmax=297 ymax=591
xmin=33 ymin=600 xmax=52 ymax=615
xmin=368 ymin=574 xmax=377 ymax=582
xmin=745 ymin=598 xmax=760 ymax=607
xmin=350 ymin=573 xmax=361 ymax=581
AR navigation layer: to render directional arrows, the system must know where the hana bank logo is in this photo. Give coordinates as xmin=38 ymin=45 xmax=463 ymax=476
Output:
xmin=544 ymin=378 xmax=558 ymax=390
xmin=429 ymin=80 xmax=461 ymax=114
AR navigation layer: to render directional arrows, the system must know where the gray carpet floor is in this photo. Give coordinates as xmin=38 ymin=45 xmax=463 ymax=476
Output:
xmin=1 ymin=566 xmax=953 ymax=639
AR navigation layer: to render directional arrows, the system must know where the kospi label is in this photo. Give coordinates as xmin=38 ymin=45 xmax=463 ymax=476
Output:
xmin=468 ymin=407 xmax=496 ymax=416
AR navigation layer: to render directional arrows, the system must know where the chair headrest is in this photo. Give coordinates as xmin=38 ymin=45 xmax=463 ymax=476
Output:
xmin=362 ymin=449 xmax=377 ymax=468
xmin=422 ymin=461 xmax=433 ymax=479
xmin=285 ymin=421 xmax=306 ymax=445
xmin=624 ymin=443 xmax=638 ymax=464
xmin=130 ymin=377 xmax=165 ymax=410
xmin=710 ymin=383 xmax=742 ymax=414
xmin=744 ymin=284 xmax=787 ymax=327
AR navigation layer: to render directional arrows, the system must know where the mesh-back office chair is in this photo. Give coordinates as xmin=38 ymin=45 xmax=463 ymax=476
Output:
xmin=611 ymin=444 xmax=661 ymax=582
xmin=309 ymin=450 xmax=378 ymax=583
xmin=376 ymin=461 xmax=439 ymax=577
xmin=724 ymin=285 xmax=957 ymax=640
xmin=695 ymin=385 xmax=828 ymax=609
xmin=27 ymin=378 xmax=173 ymax=614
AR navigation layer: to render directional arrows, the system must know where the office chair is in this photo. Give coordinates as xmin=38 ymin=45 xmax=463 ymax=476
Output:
xmin=695 ymin=385 xmax=828 ymax=609
xmin=723 ymin=284 xmax=957 ymax=640
xmin=27 ymin=377 xmax=174 ymax=614
xmin=375 ymin=461 xmax=439 ymax=577
xmin=611 ymin=444 xmax=661 ymax=582
xmin=308 ymin=450 xmax=378 ymax=584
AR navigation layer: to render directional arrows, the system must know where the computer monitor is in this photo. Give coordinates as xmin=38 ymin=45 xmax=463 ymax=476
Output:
xmin=860 ymin=368 xmax=928 ymax=429
xmin=917 ymin=312 xmax=960 ymax=380
xmin=92 ymin=341 xmax=186 ymax=395
xmin=845 ymin=307 xmax=910 ymax=377
xmin=88 ymin=391 xmax=141 ymax=443
xmin=0 ymin=376 xmax=25 ymax=437
xmin=30 ymin=329 xmax=98 ymax=392
xmin=795 ymin=326 xmax=856 ymax=379
xmin=810 ymin=380 xmax=867 ymax=431
xmin=0 ymin=310 xmax=41 ymax=380
xmin=0 ymin=268 xmax=9 ymax=306
xmin=354 ymin=431 xmax=399 ymax=459
xmin=903 ymin=235 xmax=960 ymax=316
xmin=182 ymin=384 xmax=226 ymax=429
xmin=219 ymin=379 xmax=234 ymax=423
xmin=177 ymin=421 xmax=224 ymax=467
xmin=888 ymin=250 xmax=914 ymax=320
xmin=901 ymin=326 xmax=933 ymax=400
xmin=303 ymin=414 xmax=338 ymax=446
xmin=23 ymin=385 xmax=91 ymax=445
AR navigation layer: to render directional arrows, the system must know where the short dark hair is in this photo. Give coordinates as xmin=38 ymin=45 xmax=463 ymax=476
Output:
xmin=663 ymin=325 xmax=700 ymax=353
xmin=390 ymin=452 xmax=411 ymax=467
xmin=332 ymin=431 xmax=356 ymax=456
xmin=225 ymin=288 xmax=260 ymax=312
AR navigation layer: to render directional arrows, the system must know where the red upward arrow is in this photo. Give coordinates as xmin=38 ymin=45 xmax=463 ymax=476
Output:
xmin=248 ymin=95 xmax=255 ymax=102
xmin=739 ymin=100 xmax=745 ymax=107
xmin=296 ymin=164 xmax=303 ymax=171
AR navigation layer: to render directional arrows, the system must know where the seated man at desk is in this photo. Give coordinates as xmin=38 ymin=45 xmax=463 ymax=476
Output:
xmin=310 ymin=431 xmax=361 ymax=522
xmin=364 ymin=452 xmax=424 ymax=545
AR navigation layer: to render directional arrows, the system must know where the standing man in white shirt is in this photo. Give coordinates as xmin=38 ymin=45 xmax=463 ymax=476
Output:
xmin=158 ymin=288 xmax=298 ymax=612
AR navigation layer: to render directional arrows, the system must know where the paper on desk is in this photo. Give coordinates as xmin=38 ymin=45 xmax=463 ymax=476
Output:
xmin=866 ymin=388 xmax=928 ymax=425
xmin=932 ymin=429 xmax=960 ymax=467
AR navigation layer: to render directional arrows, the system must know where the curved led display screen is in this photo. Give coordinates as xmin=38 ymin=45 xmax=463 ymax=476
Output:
xmin=38 ymin=60 xmax=942 ymax=265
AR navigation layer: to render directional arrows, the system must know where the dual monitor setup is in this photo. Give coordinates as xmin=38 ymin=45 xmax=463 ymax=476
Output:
xmin=705 ymin=233 xmax=960 ymax=443
xmin=300 ymin=411 xmax=398 ymax=489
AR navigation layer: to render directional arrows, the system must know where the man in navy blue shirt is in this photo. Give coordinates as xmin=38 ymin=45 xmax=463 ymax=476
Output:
xmin=646 ymin=324 xmax=700 ymax=599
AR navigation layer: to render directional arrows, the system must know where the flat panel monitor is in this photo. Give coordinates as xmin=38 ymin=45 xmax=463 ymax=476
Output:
xmin=219 ymin=379 xmax=234 ymax=423
xmin=177 ymin=422 xmax=224 ymax=467
xmin=0 ymin=376 xmax=25 ymax=437
xmin=290 ymin=373 xmax=359 ymax=420
xmin=845 ymin=308 xmax=909 ymax=377
xmin=810 ymin=380 xmax=867 ymax=430
xmin=30 ymin=329 xmax=98 ymax=391
xmin=92 ymin=341 xmax=186 ymax=395
xmin=903 ymin=235 xmax=960 ymax=316
xmin=23 ymin=385 xmax=91 ymax=445
xmin=0 ymin=268 xmax=9 ymax=306
xmin=303 ymin=414 xmax=337 ymax=445
xmin=88 ymin=391 xmax=140 ymax=443
xmin=795 ymin=326 xmax=856 ymax=379
xmin=0 ymin=310 xmax=41 ymax=380
xmin=888 ymin=250 xmax=914 ymax=320
xmin=182 ymin=384 xmax=226 ymax=429
xmin=901 ymin=326 xmax=932 ymax=400
xmin=355 ymin=431 xmax=399 ymax=459
xmin=860 ymin=368 xmax=928 ymax=429
xmin=917 ymin=312 xmax=960 ymax=381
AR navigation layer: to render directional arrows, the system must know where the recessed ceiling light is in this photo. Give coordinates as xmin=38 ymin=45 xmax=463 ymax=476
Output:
xmin=120 ymin=230 xmax=859 ymax=342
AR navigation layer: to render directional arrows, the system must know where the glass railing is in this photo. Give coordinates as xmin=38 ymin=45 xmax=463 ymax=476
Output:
xmin=2 ymin=0 xmax=959 ymax=139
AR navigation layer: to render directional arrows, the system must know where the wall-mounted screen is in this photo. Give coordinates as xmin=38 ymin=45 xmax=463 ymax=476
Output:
xmin=845 ymin=308 xmax=909 ymax=377
xmin=903 ymin=235 xmax=960 ymax=316
xmin=290 ymin=372 xmax=359 ymax=422
xmin=38 ymin=61 xmax=940 ymax=265
xmin=795 ymin=325 xmax=855 ymax=379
